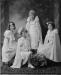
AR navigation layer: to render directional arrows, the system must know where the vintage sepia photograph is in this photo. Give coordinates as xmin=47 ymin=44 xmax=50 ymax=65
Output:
xmin=0 ymin=0 xmax=61 ymax=74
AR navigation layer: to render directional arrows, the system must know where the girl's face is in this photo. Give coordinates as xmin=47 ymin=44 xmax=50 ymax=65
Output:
xmin=10 ymin=23 xmax=15 ymax=31
xmin=48 ymin=24 xmax=53 ymax=31
xmin=29 ymin=12 xmax=34 ymax=20
xmin=22 ymin=31 xmax=27 ymax=38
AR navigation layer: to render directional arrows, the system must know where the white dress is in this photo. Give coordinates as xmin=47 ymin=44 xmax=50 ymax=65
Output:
xmin=2 ymin=30 xmax=17 ymax=63
xmin=26 ymin=16 xmax=42 ymax=49
xmin=11 ymin=37 xmax=31 ymax=68
xmin=38 ymin=29 xmax=61 ymax=62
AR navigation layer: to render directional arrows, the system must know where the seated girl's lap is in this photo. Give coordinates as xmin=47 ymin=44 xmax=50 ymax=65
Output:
xmin=21 ymin=51 xmax=31 ymax=58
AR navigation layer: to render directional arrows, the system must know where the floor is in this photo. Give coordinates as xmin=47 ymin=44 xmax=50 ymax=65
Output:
xmin=0 ymin=43 xmax=61 ymax=75
xmin=1 ymin=61 xmax=61 ymax=74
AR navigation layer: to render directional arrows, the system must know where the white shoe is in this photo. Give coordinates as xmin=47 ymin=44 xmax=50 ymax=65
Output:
xmin=10 ymin=65 xmax=21 ymax=69
xmin=28 ymin=64 xmax=34 ymax=68
xmin=10 ymin=65 xmax=15 ymax=69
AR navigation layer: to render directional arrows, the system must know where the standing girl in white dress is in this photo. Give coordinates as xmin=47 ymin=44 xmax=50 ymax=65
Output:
xmin=26 ymin=10 xmax=42 ymax=50
xmin=26 ymin=10 xmax=43 ymax=68
xmin=38 ymin=21 xmax=61 ymax=62
xmin=2 ymin=22 xmax=17 ymax=65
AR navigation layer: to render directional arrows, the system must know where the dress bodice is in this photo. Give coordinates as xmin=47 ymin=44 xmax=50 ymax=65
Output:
xmin=17 ymin=37 xmax=31 ymax=52
xmin=44 ymin=29 xmax=58 ymax=44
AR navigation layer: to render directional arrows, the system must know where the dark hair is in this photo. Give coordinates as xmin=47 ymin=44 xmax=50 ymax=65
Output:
xmin=8 ymin=22 xmax=16 ymax=30
xmin=47 ymin=21 xmax=55 ymax=30
xmin=21 ymin=28 xmax=28 ymax=35
xmin=51 ymin=22 xmax=55 ymax=29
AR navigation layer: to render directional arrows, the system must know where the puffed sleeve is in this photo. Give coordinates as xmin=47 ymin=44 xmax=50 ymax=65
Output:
xmin=4 ymin=30 xmax=11 ymax=40
xmin=4 ymin=30 xmax=15 ymax=42
xmin=53 ymin=29 xmax=58 ymax=34
xmin=35 ymin=16 xmax=39 ymax=23
xmin=27 ymin=17 xmax=31 ymax=22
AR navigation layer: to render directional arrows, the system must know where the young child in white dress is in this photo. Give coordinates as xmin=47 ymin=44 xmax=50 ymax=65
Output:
xmin=11 ymin=28 xmax=31 ymax=68
xmin=2 ymin=22 xmax=17 ymax=65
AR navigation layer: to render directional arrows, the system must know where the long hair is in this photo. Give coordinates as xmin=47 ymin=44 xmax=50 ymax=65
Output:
xmin=7 ymin=22 xmax=16 ymax=30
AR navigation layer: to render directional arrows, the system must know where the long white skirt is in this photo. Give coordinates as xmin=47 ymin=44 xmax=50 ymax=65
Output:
xmin=2 ymin=38 xmax=17 ymax=63
xmin=11 ymin=51 xmax=31 ymax=68
xmin=38 ymin=29 xmax=61 ymax=62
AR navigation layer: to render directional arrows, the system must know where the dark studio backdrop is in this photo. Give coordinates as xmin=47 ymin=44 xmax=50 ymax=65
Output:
xmin=0 ymin=0 xmax=61 ymax=44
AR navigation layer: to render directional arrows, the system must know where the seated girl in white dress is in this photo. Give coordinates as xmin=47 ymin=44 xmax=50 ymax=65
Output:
xmin=11 ymin=28 xmax=31 ymax=68
xmin=38 ymin=21 xmax=61 ymax=62
xmin=2 ymin=22 xmax=17 ymax=65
